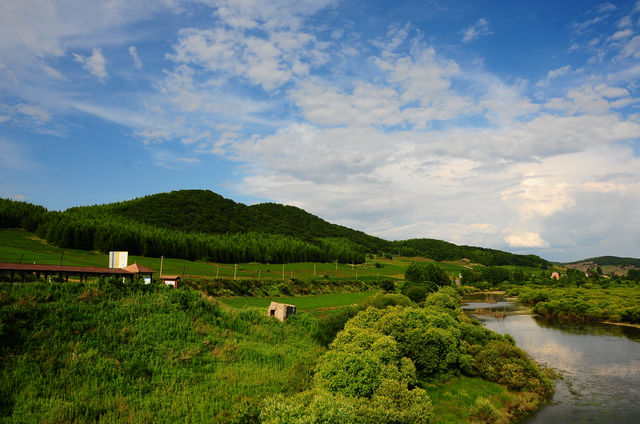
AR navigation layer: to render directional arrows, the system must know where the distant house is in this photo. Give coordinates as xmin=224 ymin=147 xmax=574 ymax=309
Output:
xmin=550 ymin=272 xmax=560 ymax=280
xmin=160 ymin=275 xmax=180 ymax=288
xmin=267 ymin=302 xmax=296 ymax=322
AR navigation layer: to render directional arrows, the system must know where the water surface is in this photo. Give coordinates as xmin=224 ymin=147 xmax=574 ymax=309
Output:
xmin=464 ymin=299 xmax=640 ymax=423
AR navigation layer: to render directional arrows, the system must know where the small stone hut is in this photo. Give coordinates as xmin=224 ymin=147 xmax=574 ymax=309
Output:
xmin=267 ymin=302 xmax=296 ymax=322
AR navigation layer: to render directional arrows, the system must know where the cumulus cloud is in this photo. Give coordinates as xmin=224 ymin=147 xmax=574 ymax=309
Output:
xmin=505 ymin=233 xmax=550 ymax=248
xmin=73 ymin=48 xmax=107 ymax=81
xmin=461 ymin=18 xmax=492 ymax=42
xmin=545 ymin=83 xmax=636 ymax=115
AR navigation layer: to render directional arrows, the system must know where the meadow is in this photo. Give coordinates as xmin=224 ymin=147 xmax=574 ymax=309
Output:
xmin=0 ymin=228 xmax=469 ymax=282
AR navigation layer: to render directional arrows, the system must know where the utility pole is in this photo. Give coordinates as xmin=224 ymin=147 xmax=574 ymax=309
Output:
xmin=234 ymin=264 xmax=237 ymax=280
xmin=159 ymin=256 xmax=164 ymax=277
xmin=282 ymin=264 xmax=285 ymax=280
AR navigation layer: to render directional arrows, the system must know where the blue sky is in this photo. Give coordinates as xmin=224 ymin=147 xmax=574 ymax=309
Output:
xmin=1 ymin=0 xmax=640 ymax=262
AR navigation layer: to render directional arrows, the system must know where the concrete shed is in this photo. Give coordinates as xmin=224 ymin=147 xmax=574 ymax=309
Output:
xmin=267 ymin=302 xmax=296 ymax=322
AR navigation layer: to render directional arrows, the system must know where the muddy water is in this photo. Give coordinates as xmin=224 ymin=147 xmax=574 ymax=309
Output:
xmin=463 ymin=298 xmax=640 ymax=423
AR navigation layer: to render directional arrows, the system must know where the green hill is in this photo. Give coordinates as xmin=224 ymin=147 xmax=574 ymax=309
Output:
xmin=66 ymin=190 xmax=388 ymax=252
xmin=0 ymin=191 xmax=550 ymax=267
xmin=565 ymin=256 xmax=640 ymax=267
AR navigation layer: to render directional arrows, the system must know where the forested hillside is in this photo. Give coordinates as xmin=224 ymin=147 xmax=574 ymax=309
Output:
xmin=565 ymin=256 xmax=640 ymax=267
xmin=392 ymin=238 xmax=549 ymax=267
xmin=67 ymin=190 xmax=388 ymax=252
xmin=0 ymin=191 xmax=550 ymax=267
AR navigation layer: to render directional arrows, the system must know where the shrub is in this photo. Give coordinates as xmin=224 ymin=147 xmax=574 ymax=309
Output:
xmin=345 ymin=306 xmax=463 ymax=380
xmin=474 ymin=341 xmax=552 ymax=398
xmin=401 ymin=283 xmax=427 ymax=303
xmin=423 ymin=292 xmax=459 ymax=310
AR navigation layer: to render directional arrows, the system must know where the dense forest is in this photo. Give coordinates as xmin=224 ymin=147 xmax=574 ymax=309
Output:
xmin=0 ymin=190 xmax=551 ymax=267
xmin=66 ymin=190 xmax=389 ymax=252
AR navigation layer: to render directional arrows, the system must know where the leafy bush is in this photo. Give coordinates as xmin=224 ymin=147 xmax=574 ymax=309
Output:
xmin=474 ymin=341 xmax=552 ymax=398
xmin=423 ymin=292 xmax=459 ymax=310
xmin=344 ymin=306 xmax=464 ymax=380
xmin=401 ymin=283 xmax=428 ymax=303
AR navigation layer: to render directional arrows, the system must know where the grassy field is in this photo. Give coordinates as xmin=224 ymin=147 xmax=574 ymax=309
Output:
xmin=0 ymin=228 xmax=470 ymax=281
xmin=219 ymin=291 xmax=378 ymax=312
xmin=423 ymin=376 xmax=514 ymax=423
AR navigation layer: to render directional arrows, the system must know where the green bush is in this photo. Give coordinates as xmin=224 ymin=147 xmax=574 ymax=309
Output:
xmin=474 ymin=341 xmax=552 ymax=398
xmin=423 ymin=292 xmax=459 ymax=310
xmin=401 ymin=283 xmax=428 ymax=303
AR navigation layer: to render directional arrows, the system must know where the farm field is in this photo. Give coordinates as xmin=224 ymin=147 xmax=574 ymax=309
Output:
xmin=0 ymin=228 xmax=470 ymax=281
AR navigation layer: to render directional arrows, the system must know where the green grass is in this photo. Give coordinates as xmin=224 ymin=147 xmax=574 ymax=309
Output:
xmin=0 ymin=280 xmax=325 ymax=422
xmin=423 ymin=376 xmax=513 ymax=423
xmin=219 ymin=291 xmax=378 ymax=313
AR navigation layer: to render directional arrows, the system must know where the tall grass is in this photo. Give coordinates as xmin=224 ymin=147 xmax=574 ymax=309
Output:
xmin=0 ymin=280 xmax=325 ymax=422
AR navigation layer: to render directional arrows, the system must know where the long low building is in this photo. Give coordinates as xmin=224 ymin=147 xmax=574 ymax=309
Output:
xmin=0 ymin=262 xmax=155 ymax=283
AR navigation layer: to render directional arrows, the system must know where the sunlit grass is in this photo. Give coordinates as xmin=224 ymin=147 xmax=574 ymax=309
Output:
xmin=219 ymin=291 xmax=378 ymax=313
xmin=423 ymin=376 xmax=514 ymax=423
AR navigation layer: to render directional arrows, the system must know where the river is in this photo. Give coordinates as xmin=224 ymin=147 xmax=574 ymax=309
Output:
xmin=462 ymin=296 xmax=640 ymax=423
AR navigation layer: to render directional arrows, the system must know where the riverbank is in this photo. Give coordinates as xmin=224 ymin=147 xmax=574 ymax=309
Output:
xmin=467 ymin=302 xmax=640 ymax=423
xmin=511 ymin=285 xmax=640 ymax=326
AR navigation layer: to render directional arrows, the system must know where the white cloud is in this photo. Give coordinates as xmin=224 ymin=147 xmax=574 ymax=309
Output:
xmin=505 ymin=232 xmax=550 ymax=248
xmin=211 ymin=0 xmax=334 ymax=30
xmin=609 ymin=28 xmax=634 ymax=41
xmin=619 ymin=35 xmax=640 ymax=58
xmin=40 ymin=64 xmax=67 ymax=81
xmin=598 ymin=2 xmax=617 ymax=13
xmin=15 ymin=103 xmax=51 ymax=123
xmin=73 ymin=48 xmax=107 ymax=81
xmin=537 ymin=65 xmax=571 ymax=87
xmin=617 ymin=15 xmax=632 ymax=29
xmin=129 ymin=45 xmax=143 ymax=69
xmin=134 ymin=129 xmax=173 ymax=144
xmin=545 ymin=83 xmax=635 ymax=115
xmin=461 ymin=18 xmax=492 ymax=42
xmin=168 ymin=26 xmax=323 ymax=91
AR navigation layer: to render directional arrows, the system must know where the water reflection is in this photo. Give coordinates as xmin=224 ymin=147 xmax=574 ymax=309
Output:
xmin=464 ymin=299 xmax=640 ymax=424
